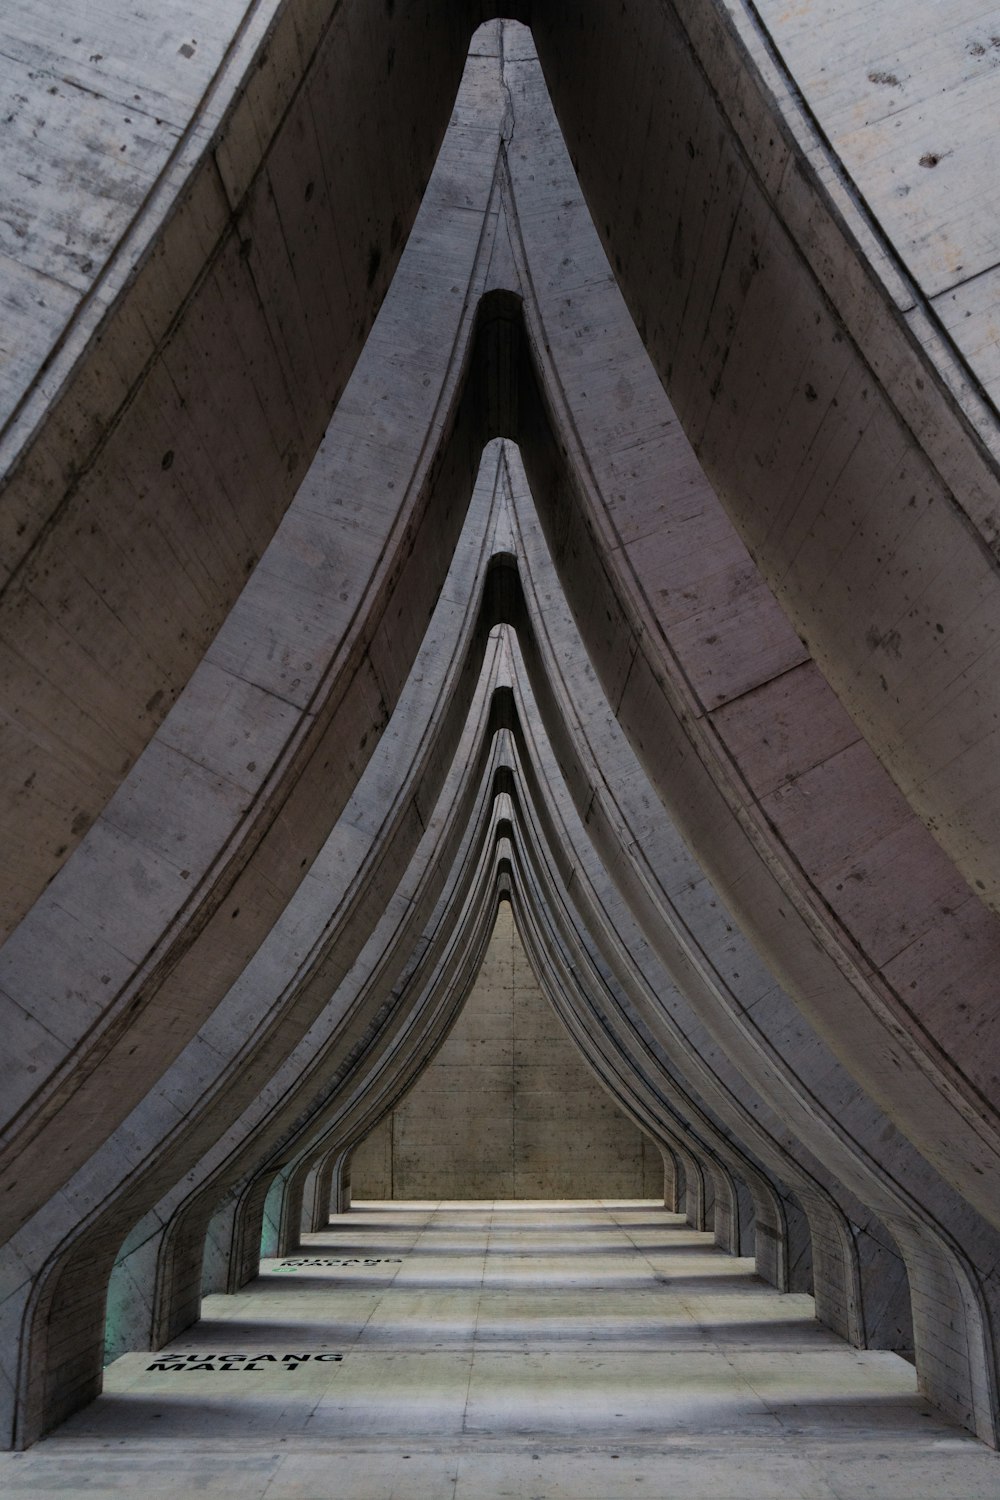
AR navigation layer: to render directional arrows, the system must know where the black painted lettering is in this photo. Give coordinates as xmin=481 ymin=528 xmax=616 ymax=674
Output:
xmin=146 ymin=1349 xmax=343 ymax=1371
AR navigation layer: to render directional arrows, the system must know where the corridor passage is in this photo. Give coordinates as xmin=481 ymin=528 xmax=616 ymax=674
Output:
xmin=3 ymin=1202 xmax=998 ymax=1498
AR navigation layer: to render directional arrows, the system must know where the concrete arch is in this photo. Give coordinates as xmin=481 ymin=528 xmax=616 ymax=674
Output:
xmin=92 ymin=559 xmax=810 ymax=1425
xmin=9 ymin=378 xmax=1000 ymax=1452
xmin=529 ymin=0 xmax=1000 ymax=910
xmin=151 ymin=712 xmax=519 ymax=1347
xmin=7 ymin=8 xmax=1000 ymax=1266
xmin=93 ymin=477 xmax=929 ymax=1428
xmin=0 ymin=0 xmax=502 ymax=936
xmin=3 ymin=9 xmax=1000 ymax=1463
xmin=21 ymin=581 xmax=518 ymax=1440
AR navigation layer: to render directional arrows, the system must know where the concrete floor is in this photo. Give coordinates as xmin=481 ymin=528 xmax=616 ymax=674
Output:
xmin=3 ymin=1202 xmax=999 ymax=1499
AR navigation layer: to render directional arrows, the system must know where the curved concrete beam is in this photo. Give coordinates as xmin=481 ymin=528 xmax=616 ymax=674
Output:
xmin=0 ymin=0 xmax=492 ymax=934
xmin=0 ymin=50 xmax=513 ymax=1225
xmin=3 ymin=13 xmax=1000 ymax=1457
xmin=160 ymin=744 xmax=513 ymax=1344
xmin=2 ymin=443 xmax=518 ymax=1445
xmin=491 ymin=456 xmax=998 ymax=1436
xmin=488 ymin=36 xmax=1000 ymax=1226
xmin=530 ymin=0 xmax=1000 ymax=908
xmin=5 ymin=14 xmax=995 ymax=1302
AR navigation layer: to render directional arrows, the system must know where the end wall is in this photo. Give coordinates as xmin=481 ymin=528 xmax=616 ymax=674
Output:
xmin=352 ymin=902 xmax=662 ymax=1199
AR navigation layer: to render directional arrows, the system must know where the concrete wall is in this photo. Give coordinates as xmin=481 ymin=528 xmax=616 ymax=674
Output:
xmin=352 ymin=902 xmax=661 ymax=1199
xmin=4 ymin=7 xmax=1000 ymax=1454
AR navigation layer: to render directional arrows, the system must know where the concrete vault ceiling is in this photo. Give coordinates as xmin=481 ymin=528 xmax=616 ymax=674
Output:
xmin=2 ymin=7 xmax=1000 ymax=1457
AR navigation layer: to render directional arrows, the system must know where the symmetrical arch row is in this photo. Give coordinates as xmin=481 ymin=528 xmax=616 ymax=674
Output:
xmin=2 ymin=14 xmax=1000 ymax=1456
xmin=7 ymin=423 xmax=999 ymax=1446
xmin=4 ymin=2 xmax=1000 ymax=921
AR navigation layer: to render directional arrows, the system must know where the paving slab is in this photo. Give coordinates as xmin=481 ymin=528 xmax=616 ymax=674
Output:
xmin=2 ymin=1201 xmax=998 ymax=1499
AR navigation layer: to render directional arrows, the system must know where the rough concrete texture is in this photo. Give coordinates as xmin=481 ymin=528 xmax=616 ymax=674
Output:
xmin=2 ymin=2 xmax=1000 ymax=1482
xmin=352 ymin=904 xmax=662 ymax=1199
xmin=2 ymin=1204 xmax=999 ymax=1500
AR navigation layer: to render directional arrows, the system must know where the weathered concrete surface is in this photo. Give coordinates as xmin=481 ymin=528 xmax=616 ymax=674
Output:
xmin=43 ymin=495 xmax=812 ymax=1450
xmin=530 ymin=0 xmax=1000 ymax=914
xmin=95 ymin=429 xmax=983 ymax=1446
xmin=0 ymin=0 xmax=483 ymax=937
xmin=3 ymin=7 xmax=1000 ymax=1471
xmin=0 ymin=38 xmax=511 ymax=1233
xmin=490 ymin=37 xmax=1000 ymax=1237
xmin=99 ymin=584 xmax=516 ymax=1369
xmin=749 ymin=0 xmax=1000 ymax=406
xmin=2 ymin=445 xmax=516 ymax=1443
xmin=6 ymin=0 xmax=1000 ymax=937
xmin=352 ymin=903 xmax=661 ymax=1199
xmin=7 ymin=1204 xmax=1000 ymax=1500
